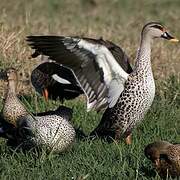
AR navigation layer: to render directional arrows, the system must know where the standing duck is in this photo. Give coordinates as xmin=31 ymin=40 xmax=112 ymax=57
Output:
xmin=144 ymin=141 xmax=180 ymax=178
xmin=27 ymin=22 xmax=178 ymax=144
xmin=31 ymin=61 xmax=83 ymax=101
xmin=0 ymin=68 xmax=75 ymax=152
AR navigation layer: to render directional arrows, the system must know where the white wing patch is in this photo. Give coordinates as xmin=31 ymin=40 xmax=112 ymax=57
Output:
xmin=78 ymin=39 xmax=129 ymax=108
xmin=52 ymin=74 xmax=71 ymax=84
xmin=107 ymin=78 xmax=124 ymax=107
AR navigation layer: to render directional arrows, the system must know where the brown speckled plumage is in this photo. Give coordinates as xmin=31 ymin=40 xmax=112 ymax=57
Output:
xmin=2 ymin=68 xmax=29 ymax=126
xmin=145 ymin=141 xmax=180 ymax=178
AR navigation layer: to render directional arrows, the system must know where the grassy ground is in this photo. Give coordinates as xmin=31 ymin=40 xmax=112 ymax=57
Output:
xmin=0 ymin=91 xmax=179 ymax=180
xmin=0 ymin=0 xmax=180 ymax=179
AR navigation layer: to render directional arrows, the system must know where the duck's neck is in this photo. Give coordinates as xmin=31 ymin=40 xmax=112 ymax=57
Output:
xmin=135 ymin=35 xmax=153 ymax=74
xmin=7 ymin=80 xmax=17 ymax=95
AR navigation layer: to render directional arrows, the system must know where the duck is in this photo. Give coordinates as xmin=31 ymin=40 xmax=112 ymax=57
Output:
xmin=31 ymin=61 xmax=84 ymax=101
xmin=144 ymin=141 xmax=180 ymax=178
xmin=0 ymin=68 xmax=75 ymax=152
xmin=2 ymin=68 xmax=29 ymax=127
xmin=26 ymin=22 xmax=178 ymax=144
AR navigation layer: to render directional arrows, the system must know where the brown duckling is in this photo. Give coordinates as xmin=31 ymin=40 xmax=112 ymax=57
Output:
xmin=144 ymin=141 xmax=180 ymax=178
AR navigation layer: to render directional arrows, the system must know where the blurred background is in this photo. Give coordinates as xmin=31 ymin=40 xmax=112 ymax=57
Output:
xmin=0 ymin=0 xmax=180 ymax=102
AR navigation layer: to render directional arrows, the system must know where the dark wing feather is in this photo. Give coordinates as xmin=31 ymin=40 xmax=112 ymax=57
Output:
xmin=31 ymin=62 xmax=83 ymax=102
xmin=27 ymin=36 xmax=132 ymax=111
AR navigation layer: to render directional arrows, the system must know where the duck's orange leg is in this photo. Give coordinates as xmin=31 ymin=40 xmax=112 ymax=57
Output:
xmin=42 ymin=88 xmax=49 ymax=101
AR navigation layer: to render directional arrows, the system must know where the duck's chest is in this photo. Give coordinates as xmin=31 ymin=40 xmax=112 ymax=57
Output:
xmin=116 ymin=71 xmax=155 ymax=119
xmin=129 ymin=71 xmax=155 ymax=105
xmin=135 ymin=71 xmax=155 ymax=102
xmin=2 ymin=94 xmax=28 ymax=126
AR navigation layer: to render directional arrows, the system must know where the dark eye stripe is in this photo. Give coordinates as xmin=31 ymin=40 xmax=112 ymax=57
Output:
xmin=150 ymin=24 xmax=164 ymax=31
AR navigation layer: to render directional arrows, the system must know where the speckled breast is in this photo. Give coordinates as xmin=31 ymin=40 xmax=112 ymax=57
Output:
xmin=2 ymin=94 xmax=28 ymax=126
xmin=114 ymin=71 xmax=155 ymax=134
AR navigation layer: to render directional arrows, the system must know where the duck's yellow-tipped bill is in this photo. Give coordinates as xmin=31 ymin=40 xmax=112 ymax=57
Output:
xmin=161 ymin=31 xmax=179 ymax=42
xmin=169 ymin=38 xmax=179 ymax=42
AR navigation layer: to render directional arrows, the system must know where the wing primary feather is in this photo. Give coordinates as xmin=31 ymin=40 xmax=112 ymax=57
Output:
xmin=27 ymin=36 xmax=132 ymax=111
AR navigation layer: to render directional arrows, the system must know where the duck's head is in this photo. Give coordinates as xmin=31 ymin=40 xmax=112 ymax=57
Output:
xmin=6 ymin=68 xmax=18 ymax=82
xmin=144 ymin=141 xmax=172 ymax=166
xmin=142 ymin=22 xmax=179 ymax=42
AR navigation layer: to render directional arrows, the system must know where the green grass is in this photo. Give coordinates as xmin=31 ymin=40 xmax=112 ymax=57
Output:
xmin=0 ymin=83 xmax=179 ymax=180
xmin=0 ymin=0 xmax=180 ymax=179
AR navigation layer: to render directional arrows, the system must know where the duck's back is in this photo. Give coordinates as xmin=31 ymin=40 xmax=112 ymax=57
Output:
xmin=20 ymin=114 xmax=75 ymax=152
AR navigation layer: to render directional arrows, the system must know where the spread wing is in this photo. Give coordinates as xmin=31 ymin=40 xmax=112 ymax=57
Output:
xmin=27 ymin=36 xmax=132 ymax=111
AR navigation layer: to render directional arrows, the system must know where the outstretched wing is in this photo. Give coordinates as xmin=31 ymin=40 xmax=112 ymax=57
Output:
xmin=27 ymin=36 xmax=132 ymax=111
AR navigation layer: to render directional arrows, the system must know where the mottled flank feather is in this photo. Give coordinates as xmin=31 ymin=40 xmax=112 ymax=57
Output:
xmin=17 ymin=106 xmax=75 ymax=152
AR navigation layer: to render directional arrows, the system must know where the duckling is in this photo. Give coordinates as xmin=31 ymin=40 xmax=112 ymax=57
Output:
xmin=144 ymin=141 xmax=180 ymax=178
xmin=0 ymin=68 xmax=75 ymax=152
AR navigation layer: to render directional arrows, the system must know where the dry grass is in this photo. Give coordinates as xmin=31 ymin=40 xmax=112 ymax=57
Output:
xmin=0 ymin=1 xmax=179 ymax=179
xmin=0 ymin=0 xmax=180 ymax=77
xmin=0 ymin=0 xmax=179 ymax=111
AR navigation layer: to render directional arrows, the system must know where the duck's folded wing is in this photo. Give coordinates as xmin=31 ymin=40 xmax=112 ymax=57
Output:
xmin=27 ymin=36 xmax=130 ymax=111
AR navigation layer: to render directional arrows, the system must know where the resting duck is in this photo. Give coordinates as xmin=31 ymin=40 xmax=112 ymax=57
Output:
xmin=31 ymin=61 xmax=83 ymax=101
xmin=0 ymin=68 xmax=75 ymax=152
xmin=27 ymin=22 xmax=178 ymax=144
xmin=144 ymin=141 xmax=180 ymax=178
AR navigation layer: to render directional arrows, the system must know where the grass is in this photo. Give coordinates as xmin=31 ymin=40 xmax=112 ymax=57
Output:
xmin=0 ymin=0 xmax=180 ymax=179
xmin=0 ymin=92 xmax=179 ymax=180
